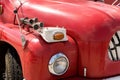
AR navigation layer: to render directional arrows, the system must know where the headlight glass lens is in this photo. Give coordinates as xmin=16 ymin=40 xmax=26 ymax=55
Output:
xmin=53 ymin=57 xmax=68 ymax=74
xmin=48 ymin=53 xmax=69 ymax=75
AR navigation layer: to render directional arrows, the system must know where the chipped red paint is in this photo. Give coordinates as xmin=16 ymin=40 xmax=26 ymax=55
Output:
xmin=0 ymin=0 xmax=120 ymax=80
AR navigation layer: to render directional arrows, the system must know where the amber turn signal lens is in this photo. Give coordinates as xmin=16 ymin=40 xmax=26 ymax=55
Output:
xmin=53 ymin=32 xmax=64 ymax=40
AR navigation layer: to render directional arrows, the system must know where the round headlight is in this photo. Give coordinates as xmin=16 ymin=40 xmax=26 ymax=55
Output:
xmin=48 ymin=53 xmax=69 ymax=75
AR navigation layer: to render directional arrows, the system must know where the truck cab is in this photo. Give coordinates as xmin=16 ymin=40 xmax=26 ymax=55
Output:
xmin=0 ymin=0 xmax=120 ymax=80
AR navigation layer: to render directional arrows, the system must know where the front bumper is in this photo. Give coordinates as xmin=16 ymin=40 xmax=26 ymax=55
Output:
xmin=62 ymin=75 xmax=120 ymax=80
xmin=23 ymin=75 xmax=120 ymax=80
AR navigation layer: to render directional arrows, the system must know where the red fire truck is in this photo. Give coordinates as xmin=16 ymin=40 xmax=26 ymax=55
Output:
xmin=0 ymin=0 xmax=120 ymax=80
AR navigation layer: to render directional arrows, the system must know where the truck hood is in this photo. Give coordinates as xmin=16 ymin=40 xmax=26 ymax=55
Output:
xmin=4 ymin=0 xmax=120 ymax=41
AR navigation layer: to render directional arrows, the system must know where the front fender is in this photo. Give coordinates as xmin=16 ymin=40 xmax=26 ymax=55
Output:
xmin=23 ymin=35 xmax=78 ymax=80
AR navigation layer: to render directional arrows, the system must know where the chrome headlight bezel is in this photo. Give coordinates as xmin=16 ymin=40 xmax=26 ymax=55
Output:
xmin=48 ymin=53 xmax=69 ymax=75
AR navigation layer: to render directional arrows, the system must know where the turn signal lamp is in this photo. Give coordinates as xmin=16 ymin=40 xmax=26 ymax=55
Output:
xmin=53 ymin=32 xmax=64 ymax=40
xmin=39 ymin=27 xmax=68 ymax=43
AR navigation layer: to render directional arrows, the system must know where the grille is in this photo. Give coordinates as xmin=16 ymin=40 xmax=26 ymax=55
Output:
xmin=108 ymin=31 xmax=120 ymax=61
